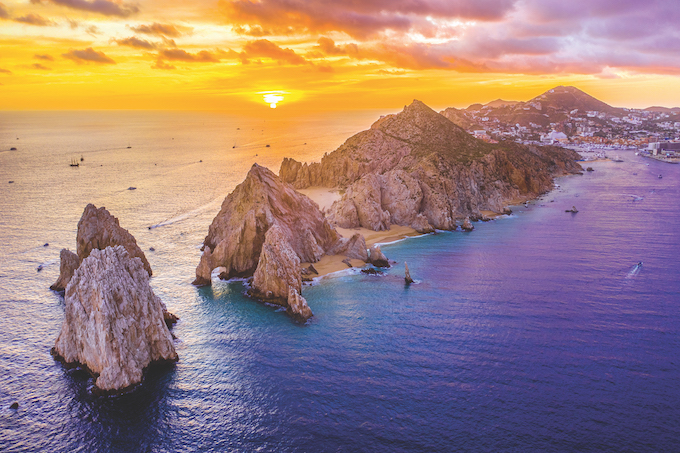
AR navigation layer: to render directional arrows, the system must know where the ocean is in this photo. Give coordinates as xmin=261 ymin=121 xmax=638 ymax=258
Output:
xmin=1 ymin=111 xmax=679 ymax=452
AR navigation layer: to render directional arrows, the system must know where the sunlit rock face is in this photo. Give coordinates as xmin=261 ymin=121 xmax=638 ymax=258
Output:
xmin=76 ymin=203 xmax=152 ymax=276
xmin=52 ymin=246 xmax=177 ymax=394
xmin=52 ymin=203 xmax=152 ymax=291
xmin=250 ymin=224 xmax=302 ymax=303
xmin=193 ymin=163 xmax=339 ymax=286
xmin=280 ymin=100 xmax=582 ymax=231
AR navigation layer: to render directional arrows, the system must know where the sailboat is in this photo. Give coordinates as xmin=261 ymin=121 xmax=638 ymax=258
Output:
xmin=70 ymin=158 xmax=79 ymax=167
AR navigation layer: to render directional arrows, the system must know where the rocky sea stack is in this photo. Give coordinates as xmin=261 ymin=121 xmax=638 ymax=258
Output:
xmin=52 ymin=246 xmax=178 ymax=394
xmin=193 ymin=164 xmax=340 ymax=287
xmin=51 ymin=204 xmax=152 ymax=292
xmin=280 ymin=99 xmax=582 ymax=232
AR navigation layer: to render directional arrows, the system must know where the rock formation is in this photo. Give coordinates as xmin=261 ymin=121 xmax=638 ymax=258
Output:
xmin=287 ymin=287 xmax=313 ymax=323
xmin=51 ymin=204 xmax=178 ymax=328
xmin=193 ymin=164 xmax=339 ymax=286
xmin=52 ymin=246 xmax=178 ymax=394
xmin=52 ymin=204 xmax=152 ymax=291
xmin=247 ymin=224 xmax=314 ymax=323
xmin=461 ymin=216 xmax=474 ymax=232
xmin=250 ymin=224 xmax=302 ymax=302
xmin=76 ymin=204 xmax=152 ymax=276
xmin=50 ymin=249 xmax=80 ymax=292
xmin=405 ymin=261 xmax=414 ymax=284
xmin=326 ymin=232 xmax=369 ymax=261
xmin=368 ymin=244 xmax=389 ymax=268
xmin=280 ymin=100 xmax=581 ymax=232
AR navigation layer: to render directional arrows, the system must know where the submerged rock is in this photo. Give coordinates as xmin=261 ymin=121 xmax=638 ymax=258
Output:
xmin=193 ymin=164 xmax=338 ymax=286
xmin=50 ymin=249 xmax=80 ymax=292
xmin=52 ymin=246 xmax=177 ymax=394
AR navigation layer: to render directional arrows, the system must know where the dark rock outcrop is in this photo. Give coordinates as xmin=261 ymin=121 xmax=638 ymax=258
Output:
xmin=405 ymin=261 xmax=414 ymax=284
xmin=461 ymin=216 xmax=474 ymax=232
xmin=193 ymin=164 xmax=339 ymax=286
xmin=50 ymin=249 xmax=80 ymax=292
xmin=368 ymin=244 xmax=389 ymax=268
xmin=280 ymin=100 xmax=581 ymax=231
xmin=52 ymin=246 xmax=177 ymax=394
xmin=287 ymin=287 xmax=313 ymax=323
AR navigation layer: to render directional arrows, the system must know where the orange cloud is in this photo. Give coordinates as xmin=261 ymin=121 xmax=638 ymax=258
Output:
xmin=34 ymin=54 xmax=54 ymax=60
xmin=31 ymin=63 xmax=51 ymax=70
xmin=113 ymin=36 xmax=158 ymax=50
xmin=129 ymin=23 xmax=191 ymax=38
xmin=241 ymin=39 xmax=307 ymax=65
xmin=158 ymin=48 xmax=220 ymax=62
xmin=62 ymin=47 xmax=116 ymax=64
xmin=14 ymin=13 xmax=56 ymax=26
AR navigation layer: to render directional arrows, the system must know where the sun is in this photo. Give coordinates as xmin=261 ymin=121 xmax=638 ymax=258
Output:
xmin=260 ymin=91 xmax=285 ymax=108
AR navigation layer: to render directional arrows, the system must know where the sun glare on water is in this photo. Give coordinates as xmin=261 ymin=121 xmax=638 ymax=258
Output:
xmin=262 ymin=92 xmax=285 ymax=108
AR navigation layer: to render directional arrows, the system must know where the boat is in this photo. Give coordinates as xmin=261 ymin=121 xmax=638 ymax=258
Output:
xmin=69 ymin=158 xmax=79 ymax=167
xmin=10 ymin=147 xmax=16 ymax=151
xmin=658 ymin=174 xmax=663 ymax=179
xmin=612 ymin=155 xmax=624 ymax=162
xmin=565 ymin=206 xmax=579 ymax=213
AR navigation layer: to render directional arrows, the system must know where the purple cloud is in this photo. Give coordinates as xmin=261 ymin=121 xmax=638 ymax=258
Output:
xmin=42 ymin=0 xmax=138 ymax=18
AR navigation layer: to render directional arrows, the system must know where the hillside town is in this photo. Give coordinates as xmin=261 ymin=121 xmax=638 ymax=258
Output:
xmin=440 ymin=86 xmax=680 ymax=161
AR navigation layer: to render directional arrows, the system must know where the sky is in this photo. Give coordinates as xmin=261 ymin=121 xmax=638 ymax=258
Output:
xmin=1 ymin=0 xmax=679 ymax=112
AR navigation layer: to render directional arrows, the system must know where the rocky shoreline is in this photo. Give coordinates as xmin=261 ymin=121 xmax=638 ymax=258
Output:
xmin=193 ymin=99 xmax=582 ymax=322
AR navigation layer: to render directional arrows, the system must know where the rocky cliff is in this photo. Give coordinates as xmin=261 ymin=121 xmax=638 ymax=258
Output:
xmin=248 ymin=224 xmax=313 ymax=322
xmin=193 ymin=163 xmax=340 ymax=286
xmin=52 ymin=246 xmax=178 ymax=394
xmin=280 ymin=100 xmax=581 ymax=231
xmin=52 ymin=204 xmax=152 ymax=291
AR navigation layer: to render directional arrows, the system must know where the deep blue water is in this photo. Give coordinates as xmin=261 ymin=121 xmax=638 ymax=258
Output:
xmin=1 ymin=113 xmax=680 ymax=452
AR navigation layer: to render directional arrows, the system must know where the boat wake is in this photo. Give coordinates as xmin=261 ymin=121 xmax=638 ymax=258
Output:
xmin=625 ymin=262 xmax=643 ymax=279
xmin=148 ymin=196 xmax=224 ymax=230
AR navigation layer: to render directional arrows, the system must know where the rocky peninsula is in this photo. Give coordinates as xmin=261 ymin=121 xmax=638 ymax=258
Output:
xmin=195 ymin=100 xmax=582 ymax=322
xmin=280 ymin=100 xmax=582 ymax=231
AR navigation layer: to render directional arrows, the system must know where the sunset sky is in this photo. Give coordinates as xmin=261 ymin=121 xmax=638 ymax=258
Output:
xmin=1 ymin=0 xmax=679 ymax=112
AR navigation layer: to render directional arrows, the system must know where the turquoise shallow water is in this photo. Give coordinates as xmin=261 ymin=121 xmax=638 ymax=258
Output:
xmin=1 ymin=112 xmax=679 ymax=452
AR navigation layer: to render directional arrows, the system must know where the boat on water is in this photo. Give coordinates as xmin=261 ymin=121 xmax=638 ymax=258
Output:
xmin=612 ymin=155 xmax=624 ymax=162
xmin=69 ymin=158 xmax=79 ymax=167
xmin=659 ymin=174 xmax=663 ymax=179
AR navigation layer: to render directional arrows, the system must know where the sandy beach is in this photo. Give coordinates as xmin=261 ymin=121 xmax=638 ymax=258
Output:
xmin=299 ymin=187 xmax=421 ymax=276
